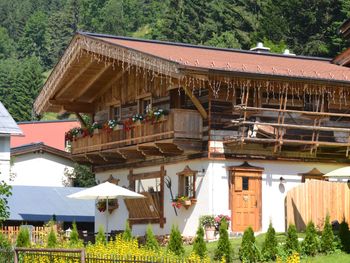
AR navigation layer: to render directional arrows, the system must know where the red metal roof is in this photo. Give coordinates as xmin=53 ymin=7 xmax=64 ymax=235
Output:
xmin=92 ymin=34 xmax=350 ymax=83
xmin=11 ymin=120 xmax=80 ymax=151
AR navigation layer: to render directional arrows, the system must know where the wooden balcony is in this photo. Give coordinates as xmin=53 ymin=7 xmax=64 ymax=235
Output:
xmin=71 ymin=109 xmax=203 ymax=164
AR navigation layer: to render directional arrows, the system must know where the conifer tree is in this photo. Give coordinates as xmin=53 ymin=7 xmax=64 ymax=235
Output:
xmin=239 ymin=226 xmax=259 ymax=262
xmin=145 ymin=224 xmax=159 ymax=251
xmin=321 ymin=214 xmax=335 ymax=254
xmin=47 ymin=227 xmax=57 ymax=248
xmin=193 ymin=225 xmax=207 ymax=259
xmin=262 ymin=222 xmax=278 ymax=261
xmin=16 ymin=227 xmax=30 ymax=247
xmin=285 ymin=224 xmax=300 ymax=255
xmin=339 ymin=218 xmax=350 ymax=253
xmin=167 ymin=224 xmax=184 ymax=256
xmin=122 ymin=221 xmax=132 ymax=241
xmin=96 ymin=225 xmax=106 ymax=245
xmin=214 ymin=220 xmax=232 ymax=262
xmin=301 ymin=221 xmax=319 ymax=256
xmin=69 ymin=222 xmax=80 ymax=247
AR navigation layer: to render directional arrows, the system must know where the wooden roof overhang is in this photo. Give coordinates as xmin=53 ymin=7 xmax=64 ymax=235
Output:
xmin=34 ymin=33 xmax=182 ymax=115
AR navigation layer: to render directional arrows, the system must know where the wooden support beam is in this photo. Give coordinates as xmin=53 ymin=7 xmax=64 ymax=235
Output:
xmin=70 ymin=63 xmax=112 ymax=101
xmin=56 ymin=59 xmax=94 ymax=97
xmin=49 ymin=99 xmax=94 ymax=113
xmin=160 ymin=165 xmax=165 ymax=228
xmin=75 ymin=112 xmax=87 ymax=128
xmin=182 ymin=86 xmax=208 ymax=119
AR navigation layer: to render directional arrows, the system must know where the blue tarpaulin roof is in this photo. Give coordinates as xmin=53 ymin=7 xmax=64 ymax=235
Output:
xmin=8 ymin=186 xmax=95 ymax=222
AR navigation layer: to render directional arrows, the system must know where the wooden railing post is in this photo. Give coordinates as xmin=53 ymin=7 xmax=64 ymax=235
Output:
xmin=14 ymin=249 xmax=18 ymax=263
xmin=80 ymin=249 xmax=86 ymax=263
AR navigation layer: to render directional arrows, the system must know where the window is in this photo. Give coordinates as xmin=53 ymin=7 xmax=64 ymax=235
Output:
xmin=110 ymin=105 xmax=121 ymax=121
xmin=139 ymin=97 xmax=152 ymax=115
xmin=177 ymin=166 xmax=197 ymax=199
xmin=242 ymin=177 xmax=249 ymax=190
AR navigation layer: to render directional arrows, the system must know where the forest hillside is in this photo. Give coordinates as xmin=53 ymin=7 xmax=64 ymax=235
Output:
xmin=0 ymin=0 xmax=349 ymax=121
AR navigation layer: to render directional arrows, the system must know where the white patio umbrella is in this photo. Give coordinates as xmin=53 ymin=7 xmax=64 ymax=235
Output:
xmin=67 ymin=181 xmax=145 ymax=238
xmin=324 ymin=166 xmax=350 ymax=179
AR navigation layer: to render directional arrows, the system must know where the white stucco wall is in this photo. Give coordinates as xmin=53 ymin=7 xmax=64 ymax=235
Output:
xmin=0 ymin=136 xmax=11 ymax=182
xmin=10 ymin=152 xmax=74 ymax=187
xmin=95 ymin=158 xmax=348 ymax=237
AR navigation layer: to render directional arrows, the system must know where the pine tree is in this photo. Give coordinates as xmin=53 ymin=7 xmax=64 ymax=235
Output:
xmin=302 ymin=221 xmax=319 ymax=256
xmin=262 ymin=222 xmax=278 ymax=261
xmin=321 ymin=214 xmax=335 ymax=254
xmin=239 ymin=226 xmax=259 ymax=262
xmin=214 ymin=220 xmax=232 ymax=262
xmin=122 ymin=221 xmax=132 ymax=241
xmin=285 ymin=224 xmax=300 ymax=255
xmin=167 ymin=224 xmax=184 ymax=256
xmin=16 ymin=227 xmax=30 ymax=247
xmin=69 ymin=222 xmax=80 ymax=247
xmin=145 ymin=224 xmax=159 ymax=251
xmin=192 ymin=225 xmax=207 ymax=259
xmin=47 ymin=227 xmax=57 ymax=248
xmin=96 ymin=225 xmax=106 ymax=245
xmin=339 ymin=218 xmax=350 ymax=253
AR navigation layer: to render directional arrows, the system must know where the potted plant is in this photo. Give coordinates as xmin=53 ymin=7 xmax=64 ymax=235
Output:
xmin=214 ymin=214 xmax=231 ymax=231
xmin=91 ymin=122 xmax=102 ymax=134
xmin=200 ymin=215 xmax=216 ymax=240
xmin=96 ymin=199 xmax=119 ymax=214
xmin=131 ymin=113 xmax=144 ymax=125
xmin=153 ymin=108 xmax=168 ymax=122
xmin=171 ymin=196 xmax=192 ymax=209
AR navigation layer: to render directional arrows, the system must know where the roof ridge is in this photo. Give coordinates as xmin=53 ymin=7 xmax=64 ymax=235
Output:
xmin=18 ymin=119 xmax=78 ymax=124
xmin=79 ymin=31 xmax=332 ymax=62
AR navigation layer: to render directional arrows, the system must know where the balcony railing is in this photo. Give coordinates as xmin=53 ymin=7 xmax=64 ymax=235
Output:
xmin=71 ymin=109 xmax=202 ymax=155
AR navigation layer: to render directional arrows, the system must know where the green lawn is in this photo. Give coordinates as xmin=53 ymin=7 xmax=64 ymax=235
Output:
xmin=181 ymin=233 xmax=350 ymax=262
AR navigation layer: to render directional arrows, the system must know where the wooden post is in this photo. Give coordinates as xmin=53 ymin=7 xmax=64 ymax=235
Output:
xmin=160 ymin=165 xmax=165 ymax=228
xmin=14 ymin=249 xmax=18 ymax=263
xmin=80 ymin=249 xmax=86 ymax=263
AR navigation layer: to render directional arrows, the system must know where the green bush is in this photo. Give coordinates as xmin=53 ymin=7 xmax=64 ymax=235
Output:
xmin=96 ymin=225 xmax=106 ymax=245
xmin=122 ymin=221 xmax=133 ymax=241
xmin=0 ymin=232 xmax=11 ymax=249
xmin=262 ymin=222 xmax=278 ymax=261
xmin=301 ymin=221 xmax=319 ymax=256
xmin=239 ymin=226 xmax=260 ymax=262
xmin=167 ymin=224 xmax=184 ymax=256
xmin=339 ymin=218 xmax=350 ymax=253
xmin=47 ymin=227 xmax=57 ymax=248
xmin=321 ymin=214 xmax=335 ymax=254
xmin=214 ymin=220 xmax=232 ymax=262
xmin=16 ymin=226 xmax=30 ymax=247
xmin=285 ymin=224 xmax=300 ymax=255
xmin=145 ymin=224 xmax=159 ymax=251
xmin=69 ymin=222 xmax=81 ymax=247
xmin=193 ymin=225 xmax=207 ymax=258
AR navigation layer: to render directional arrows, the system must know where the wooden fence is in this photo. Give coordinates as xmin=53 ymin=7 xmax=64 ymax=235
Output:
xmin=0 ymin=226 xmax=53 ymax=245
xmin=286 ymin=180 xmax=350 ymax=231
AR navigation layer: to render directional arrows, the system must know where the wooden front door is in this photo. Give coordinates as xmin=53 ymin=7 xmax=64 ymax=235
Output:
xmin=229 ymin=170 xmax=262 ymax=232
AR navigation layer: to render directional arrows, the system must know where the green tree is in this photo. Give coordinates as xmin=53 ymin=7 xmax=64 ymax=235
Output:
xmin=339 ymin=218 xmax=350 ymax=253
xmin=145 ymin=224 xmax=159 ymax=251
xmin=96 ymin=225 xmax=106 ymax=245
xmin=321 ymin=214 xmax=335 ymax=254
xmin=0 ymin=179 xmax=11 ymax=224
xmin=122 ymin=221 xmax=132 ymax=241
xmin=285 ymin=224 xmax=300 ymax=255
xmin=214 ymin=220 xmax=232 ymax=262
xmin=69 ymin=222 xmax=81 ymax=247
xmin=192 ymin=225 xmax=207 ymax=259
xmin=239 ymin=226 xmax=259 ymax=262
xmin=0 ymin=27 xmax=16 ymax=59
xmin=262 ymin=222 xmax=278 ymax=261
xmin=16 ymin=227 xmax=30 ymax=247
xmin=167 ymin=224 xmax=184 ymax=256
xmin=302 ymin=221 xmax=319 ymax=256
xmin=64 ymin=163 xmax=96 ymax=187
xmin=47 ymin=227 xmax=57 ymax=248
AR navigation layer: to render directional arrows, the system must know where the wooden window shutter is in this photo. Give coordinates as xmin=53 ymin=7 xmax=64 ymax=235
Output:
xmin=234 ymin=176 xmax=242 ymax=191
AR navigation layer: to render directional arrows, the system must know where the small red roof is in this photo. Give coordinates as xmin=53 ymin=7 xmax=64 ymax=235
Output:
xmin=11 ymin=120 xmax=80 ymax=151
xmin=91 ymin=34 xmax=350 ymax=83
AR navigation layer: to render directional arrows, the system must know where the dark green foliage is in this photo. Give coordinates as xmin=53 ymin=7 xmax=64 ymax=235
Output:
xmin=16 ymin=227 xmax=30 ymax=247
xmin=167 ymin=224 xmax=184 ymax=256
xmin=285 ymin=224 xmax=300 ymax=255
xmin=0 ymin=180 xmax=11 ymax=224
xmin=47 ymin=227 xmax=57 ymax=248
xmin=214 ymin=220 xmax=232 ymax=262
xmin=69 ymin=222 xmax=80 ymax=247
xmin=262 ymin=222 xmax=278 ymax=261
xmin=339 ymin=218 xmax=350 ymax=253
xmin=0 ymin=232 xmax=11 ymax=249
xmin=122 ymin=221 xmax=132 ymax=241
xmin=302 ymin=221 xmax=319 ymax=256
xmin=96 ymin=225 xmax=106 ymax=245
xmin=145 ymin=224 xmax=159 ymax=251
xmin=64 ymin=163 xmax=96 ymax=187
xmin=192 ymin=225 xmax=207 ymax=258
xmin=239 ymin=226 xmax=259 ymax=263
xmin=321 ymin=214 xmax=335 ymax=254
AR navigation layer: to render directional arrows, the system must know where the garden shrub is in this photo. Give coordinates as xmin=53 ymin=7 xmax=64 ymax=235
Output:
xmin=167 ymin=224 xmax=184 ymax=256
xmin=239 ymin=226 xmax=260 ymax=262
xmin=69 ymin=222 xmax=81 ymax=247
xmin=0 ymin=232 xmax=11 ymax=249
xmin=339 ymin=218 xmax=350 ymax=253
xmin=284 ymin=224 xmax=300 ymax=255
xmin=214 ymin=220 xmax=232 ymax=262
xmin=192 ymin=225 xmax=207 ymax=258
xmin=262 ymin=222 xmax=278 ymax=261
xmin=16 ymin=226 xmax=30 ymax=247
xmin=145 ymin=224 xmax=159 ymax=251
xmin=122 ymin=221 xmax=132 ymax=241
xmin=96 ymin=225 xmax=106 ymax=245
xmin=320 ymin=214 xmax=335 ymax=254
xmin=47 ymin=227 xmax=57 ymax=248
xmin=301 ymin=221 xmax=319 ymax=256
xmin=276 ymin=251 xmax=300 ymax=263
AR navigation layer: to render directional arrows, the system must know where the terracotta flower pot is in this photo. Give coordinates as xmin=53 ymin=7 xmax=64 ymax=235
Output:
xmin=205 ymin=226 xmax=216 ymax=240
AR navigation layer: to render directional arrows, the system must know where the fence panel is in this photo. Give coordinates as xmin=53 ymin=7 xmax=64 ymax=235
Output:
xmin=286 ymin=180 xmax=350 ymax=231
xmin=0 ymin=226 xmax=50 ymax=244
xmin=15 ymin=248 xmax=84 ymax=263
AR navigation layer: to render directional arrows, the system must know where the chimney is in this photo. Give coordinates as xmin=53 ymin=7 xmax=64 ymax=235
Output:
xmin=283 ymin=49 xmax=296 ymax=56
xmin=250 ymin=42 xmax=270 ymax=53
